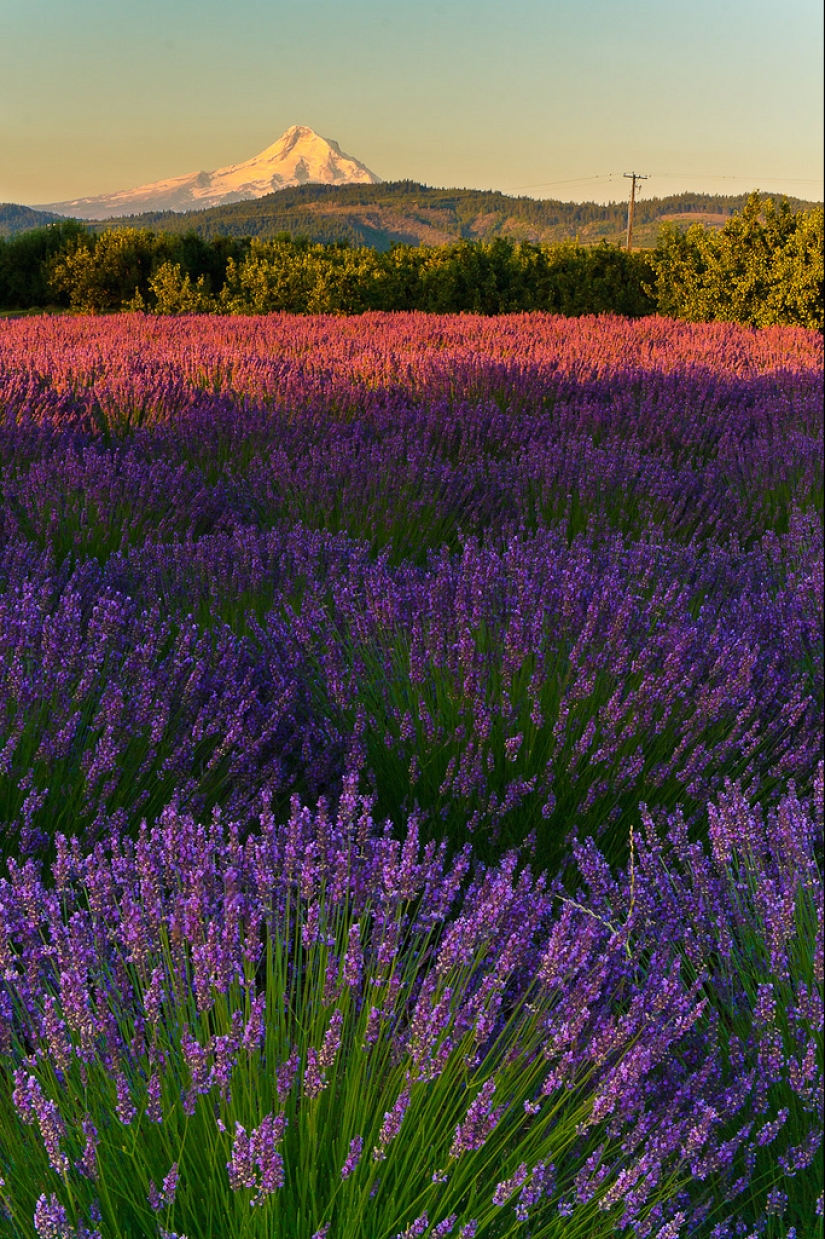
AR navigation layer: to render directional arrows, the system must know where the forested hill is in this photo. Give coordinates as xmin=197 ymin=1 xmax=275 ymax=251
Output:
xmin=63 ymin=183 xmax=822 ymax=249
xmin=0 ymin=204 xmax=65 ymax=238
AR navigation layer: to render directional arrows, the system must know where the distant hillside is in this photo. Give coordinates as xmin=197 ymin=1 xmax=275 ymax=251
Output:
xmin=85 ymin=182 xmax=822 ymax=249
xmin=0 ymin=203 xmax=66 ymax=238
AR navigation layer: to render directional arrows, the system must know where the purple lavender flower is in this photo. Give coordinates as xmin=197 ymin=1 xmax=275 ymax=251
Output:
xmin=162 ymin=1163 xmax=179 ymax=1208
xmin=114 ymin=1072 xmax=137 ymax=1126
xmin=492 ymin=1162 xmax=529 ymax=1206
xmin=75 ymin=1115 xmax=98 ymax=1181
xmin=275 ymin=1049 xmax=301 ymax=1100
xmin=319 ymin=1008 xmax=344 ymax=1070
xmin=32 ymin=1194 xmax=102 ymax=1239
xmin=343 ymin=921 xmax=363 ymax=987
xmin=302 ymin=1048 xmax=326 ymax=1100
xmin=395 ymin=1214 xmax=428 ymax=1238
xmin=226 ymin=1114 xmax=286 ymax=1204
xmin=653 ymin=1216 xmax=686 ymax=1239
xmin=515 ymin=1161 xmax=555 ymax=1221
xmin=340 ymin=1135 xmax=363 ymax=1180
xmin=449 ymin=1079 xmax=504 ymax=1158
xmin=146 ymin=1071 xmax=163 ymax=1124
xmin=373 ymin=1084 xmax=412 ymax=1161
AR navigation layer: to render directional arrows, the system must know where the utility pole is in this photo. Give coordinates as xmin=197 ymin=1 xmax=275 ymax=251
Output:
xmin=623 ymin=172 xmax=649 ymax=251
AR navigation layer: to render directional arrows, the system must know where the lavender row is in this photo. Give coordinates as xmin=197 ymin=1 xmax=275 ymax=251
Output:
xmin=0 ymin=772 xmax=820 ymax=1237
xmin=2 ymin=317 xmax=820 ymax=577
xmin=2 ymin=381 xmax=821 ymax=559
xmin=1 ymin=517 xmax=820 ymax=868
xmin=1 ymin=315 xmax=822 ymax=399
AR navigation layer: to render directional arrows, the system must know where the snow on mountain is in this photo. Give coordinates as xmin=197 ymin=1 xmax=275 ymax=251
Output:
xmin=35 ymin=126 xmax=381 ymax=220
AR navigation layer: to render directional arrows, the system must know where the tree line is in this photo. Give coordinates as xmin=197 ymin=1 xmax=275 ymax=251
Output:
xmin=0 ymin=194 xmax=821 ymax=328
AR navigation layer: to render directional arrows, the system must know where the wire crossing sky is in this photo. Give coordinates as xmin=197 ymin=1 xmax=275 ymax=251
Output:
xmin=1 ymin=0 xmax=822 ymax=206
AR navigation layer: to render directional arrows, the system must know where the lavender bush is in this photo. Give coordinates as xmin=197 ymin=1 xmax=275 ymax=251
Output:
xmin=0 ymin=773 xmax=821 ymax=1238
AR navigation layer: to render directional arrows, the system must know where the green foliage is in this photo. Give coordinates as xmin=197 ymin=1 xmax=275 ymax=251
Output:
xmin=541 ymin=242 xmax=656 ymax=317
xmin=136 ymin=260 xmax=217 ymax=314
xmin=0 ymin=222 xmax=91 ymax=310
xmin=220 ymin=237 xmax=380 ymax=314
xmin=650 ymin=193 xmax=824 ymax=329
xmin=218 ymin=236 xmax=655 ymax=318
xmin=44 ymin=229 xmax=247 ymax=315
xmin=48 ymin=228 xmax=178 ymax=314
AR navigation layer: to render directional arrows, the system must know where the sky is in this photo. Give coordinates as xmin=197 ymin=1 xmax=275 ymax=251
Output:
xmin=1 ymin=0 xmax=822 ymax=208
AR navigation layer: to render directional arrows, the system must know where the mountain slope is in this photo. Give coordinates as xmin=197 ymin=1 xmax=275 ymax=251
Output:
xmin=34 ymin=126 xmax=381 ymax=220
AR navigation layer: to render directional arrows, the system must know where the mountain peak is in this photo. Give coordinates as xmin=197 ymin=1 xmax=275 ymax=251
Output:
xmin=34 ymin=127 xmax=381 ymax=220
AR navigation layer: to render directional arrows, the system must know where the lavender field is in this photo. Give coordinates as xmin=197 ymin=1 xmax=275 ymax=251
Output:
xmin=0 ymin=312 xmax=822 ymax=1238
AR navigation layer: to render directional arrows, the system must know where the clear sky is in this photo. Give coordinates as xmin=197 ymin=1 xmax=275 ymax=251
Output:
xmin=1 ymin=0 xmax=822 ymax=207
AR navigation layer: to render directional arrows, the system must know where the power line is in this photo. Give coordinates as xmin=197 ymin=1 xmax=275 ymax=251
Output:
xmin=501 ymin=171 xmax=821 ymax=195
xmin=655 ymin=172 xmax=822 ymax=184
xmin=503 ymin=173 xmax=618 ymax=192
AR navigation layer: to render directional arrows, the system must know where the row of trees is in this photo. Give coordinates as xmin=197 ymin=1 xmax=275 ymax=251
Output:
xmin=1 ymin=195 xmax=821 ymax=327
xmin=4 ymin=229 xmax=654 ymax=318
xmin=0 ymin=227 xmax=247 ymax=314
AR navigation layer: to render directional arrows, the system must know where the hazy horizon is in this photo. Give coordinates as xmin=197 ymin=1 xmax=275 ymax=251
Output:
xmin=1 ymin=0 xmax=822 ymax=209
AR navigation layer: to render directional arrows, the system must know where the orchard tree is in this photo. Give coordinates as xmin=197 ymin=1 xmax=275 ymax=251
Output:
xmin=48 ymin=228 xmax=176 ymax=313
xmin=651 ymin=193 xmax=823 ymax=329
xmin=135 ymin=261 xmax=216 ymax=314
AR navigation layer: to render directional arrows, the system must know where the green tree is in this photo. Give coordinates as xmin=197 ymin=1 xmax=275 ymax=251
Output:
xmin=0 ymin=221 xmax=91 ymax=310
xmin=762 ymin=203 xmax=824 ymax=330
xmin=543 ymin=242 xmax=656 ymax=317
xmin=48 ymin=228 xmax=176 ymax=313
xmin=219 ymin=239 xmax=317 ymax=313
xmin=135 ymin=261 xmax=216 ymax=314
xmin=651 ymin=193 xmax=823 ymax=329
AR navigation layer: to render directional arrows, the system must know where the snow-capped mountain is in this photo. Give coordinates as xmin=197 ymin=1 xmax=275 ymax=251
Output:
xmin=35 ymin=126 xmax=381 ymax=220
